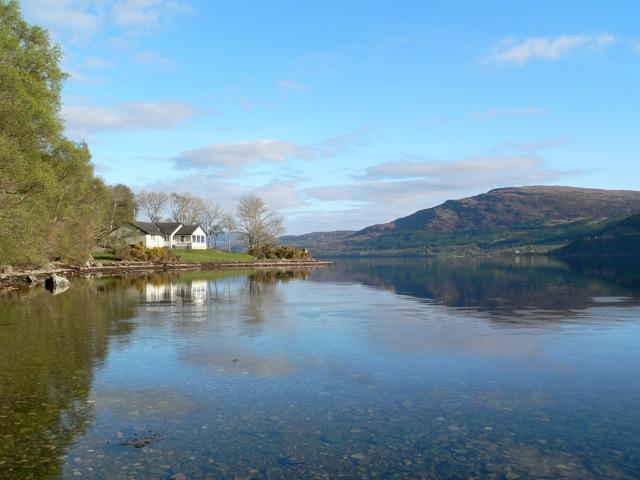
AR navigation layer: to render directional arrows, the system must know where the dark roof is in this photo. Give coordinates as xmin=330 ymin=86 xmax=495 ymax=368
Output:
xmin=132 ymin=222 xmax=182 ymax=235
xmin=176 ymin=224 xmax=202 ymax=235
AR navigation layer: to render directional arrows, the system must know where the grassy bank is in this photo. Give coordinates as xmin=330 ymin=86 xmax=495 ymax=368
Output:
xmin=174 ymin=249 xmax=254 ymax=263
xmin=92 ymin=249 xmax=254 ymax=264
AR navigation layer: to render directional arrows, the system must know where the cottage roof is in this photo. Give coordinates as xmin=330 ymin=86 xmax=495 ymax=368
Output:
xmin=133 ymin=222 xmax=182 ymax=235
xmin=176 ymin=224 xmax=202 ymax=235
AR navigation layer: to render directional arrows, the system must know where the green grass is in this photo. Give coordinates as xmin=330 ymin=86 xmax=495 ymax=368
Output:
xmin=91 ymin=251 xmax=117 ymax=261
xmin=174 ymin=248 xmax=254 ymax=263
xmin=92 ymin=248 xmax=253 ymax=264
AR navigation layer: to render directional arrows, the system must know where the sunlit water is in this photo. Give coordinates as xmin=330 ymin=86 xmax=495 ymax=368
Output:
xmin=1 ymin=257 xmax=640 ymax=479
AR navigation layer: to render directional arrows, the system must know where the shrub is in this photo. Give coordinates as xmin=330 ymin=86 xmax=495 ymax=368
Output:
xmin=248 ymin=245 xmax=312 ymax=260
xmin=113 ymin=243 xmax=178 ymax=263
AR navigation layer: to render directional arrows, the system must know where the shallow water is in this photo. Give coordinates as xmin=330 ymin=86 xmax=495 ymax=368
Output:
xmin=1 ymin=257 xmax=640 ymax=479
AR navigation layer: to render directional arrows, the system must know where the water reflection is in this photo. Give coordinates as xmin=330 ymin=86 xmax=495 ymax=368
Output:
xmin=312 ymin=256 xmax=640 ymax=321
xmin=0 ymin=279 xmax=137 ymax=479
xmin=0 ymin=261 xmax=639 ymax=479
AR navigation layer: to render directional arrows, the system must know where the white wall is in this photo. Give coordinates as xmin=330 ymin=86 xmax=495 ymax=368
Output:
xmin=144 ymin=234 xmax=164 ymax=248
xmin=190 ymin=227 xmax=207 ymax=250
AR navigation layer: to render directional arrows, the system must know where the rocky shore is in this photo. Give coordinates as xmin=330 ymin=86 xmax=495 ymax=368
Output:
xmin=0 ymin=259 xmax=333 ymax=295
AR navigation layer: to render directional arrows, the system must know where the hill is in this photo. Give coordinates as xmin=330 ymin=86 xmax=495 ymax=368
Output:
xmin=554 ymin=212 xmax=640 ymax=256
xmin=281 ymin=186 xmax=640 ymax=257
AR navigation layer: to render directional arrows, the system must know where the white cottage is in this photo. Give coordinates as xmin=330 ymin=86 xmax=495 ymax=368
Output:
xmin=111 ymin=221 xmax=208 ymax=249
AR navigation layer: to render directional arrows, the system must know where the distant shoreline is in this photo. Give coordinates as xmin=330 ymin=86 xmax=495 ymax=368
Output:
xmin=0 ymin=260 xmax=333 ymax=295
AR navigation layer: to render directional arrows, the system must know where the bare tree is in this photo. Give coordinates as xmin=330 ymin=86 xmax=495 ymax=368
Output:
xmin=169 ymin=193 xmax=207 ymax=225
xmin=136 ymin=191 xmax=168 ymax=224
xmin=220 ymin=211 xmax=237 ymax=252
xmin=236 ymin=195 xmax=284 ymax=251
xmin=199 ymin=201 xmax=222 ymax=248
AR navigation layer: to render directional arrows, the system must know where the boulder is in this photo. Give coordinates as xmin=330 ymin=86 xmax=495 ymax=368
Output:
xmin=44 ymin=274 xmax=70 ymax=295
xmin=27 ymin=274 xmax=43 ymax=286
xmin=1 ymin=265 xmax=13 ymax=274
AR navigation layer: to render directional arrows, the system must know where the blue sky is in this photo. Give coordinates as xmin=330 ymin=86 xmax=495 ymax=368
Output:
xmin=22 ymin=0 xmax=640 ymax=234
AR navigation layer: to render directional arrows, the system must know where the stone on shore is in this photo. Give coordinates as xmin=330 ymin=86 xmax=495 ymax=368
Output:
xmin=45 ymin=274 xmax=70 ymax=295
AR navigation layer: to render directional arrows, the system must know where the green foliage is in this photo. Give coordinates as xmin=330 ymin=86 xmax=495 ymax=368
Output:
xmin=249 ymin=245 xmax=312 ymax=260
xmin=0 ymin=1 xmax=112 ymax=265
xmin=113 ymin=244 xmax=179 ymax=263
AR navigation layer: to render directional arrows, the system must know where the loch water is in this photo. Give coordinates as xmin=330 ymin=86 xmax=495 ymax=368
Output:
xmin=1 ymin=257 xmax=639 ymax=479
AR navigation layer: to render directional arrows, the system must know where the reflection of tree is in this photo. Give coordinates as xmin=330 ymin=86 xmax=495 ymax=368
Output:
xmin=243 ymin=270 xmax=312 ymax=324
xmin=312 ymin=257 xmax=640 ymax=318
xmin=0 ymin=279 xmax=137 ymax=478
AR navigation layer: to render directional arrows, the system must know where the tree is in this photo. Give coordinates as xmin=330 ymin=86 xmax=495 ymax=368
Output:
xmin=136 ymin=191 xmax=168 ymax=224
xmin=0 ymin=0 xmax=110 ymax=264
xmin=209 ymin=223 xmax=223 ymax=248
xmin=236 ymin=195 xmax=284 ymax=252
xmin=199 ymin=201 xmax=221 ymax=248
xmin=169 ymin=193 xmax=206 ymax=225
xmin=220 ymin=211 xmax=237 ymax=252
xmin=107 ymin=184 xmax=136 ymax=231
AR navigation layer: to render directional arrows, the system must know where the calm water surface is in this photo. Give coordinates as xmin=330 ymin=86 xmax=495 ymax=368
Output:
xmin=1 ymin=257 xmax=640 ymax=479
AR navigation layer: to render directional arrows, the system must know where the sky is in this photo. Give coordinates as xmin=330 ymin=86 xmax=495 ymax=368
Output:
xmin=21 ymin=0 xmax=640 ymax=234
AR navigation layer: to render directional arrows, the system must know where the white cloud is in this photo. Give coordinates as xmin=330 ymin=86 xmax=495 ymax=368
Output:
xmin=21 ymin=0 xmax=191 ymax=42
xmin=111 ymin=0 xmax=192 ymax=28
xmin=133 ymin=49 xmax=174 ymax=67
xmin=630 ymin=39 xmax=640 ymax=54
xmin=483 ymin=33 xmax=616 ymax=65
xmin=64 ymin=101 xmax=197 ymax=135
xmin=174 ymin=129 xmax=370 ymax=171
xmin=300 ymin=141 xmax=581 ymax=230
xmin=175 ymin=140 xmax=307 ymax=169
xmin=472 ymin=106 xmax=543 ymax=121
xmin=84 ymin=55 xmax=112 ymax=69
xmin=21 ymin=0 xmax=103 ymax=42
xmin=276 ymin=79 xmax=308 ymax=93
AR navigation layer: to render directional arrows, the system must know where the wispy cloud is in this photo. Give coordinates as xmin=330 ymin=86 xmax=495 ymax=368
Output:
xmin=84 ymin=56 xmax=112 ymax=69
xmin=64 ymin=101 xmax=197 ymax=135
xmin=22 ymin=0 xmax=103 ymax=42
xmin=630 ymin=39 xmax=640 ymax=54
xmin=472 ymin=106 xmax=543 ymax=121
xmin=111 ymin=0 xmax=192 ymax=29
xmin=22 ymin=0 xmax=192 ymax=42
xmin=483 ymin=33 xmax=616 ymax=65
xmin=302 ymin=139 xmax=581 ymax=230
xmin=133 ymin=49 xmax=174 ymax=67
xmin=176 ymin=140 xmax=307 ymax=170
xmin=173 ymin=129 xmax=370 ymax=171
xmin=276 ymin=79 xmax=309 ymax=93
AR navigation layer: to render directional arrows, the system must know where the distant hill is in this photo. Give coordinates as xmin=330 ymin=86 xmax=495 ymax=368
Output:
xmin=281 ymin=186 xmax=640 ymax=257
xmin=555 ymin=212 xmax=640 ymax=256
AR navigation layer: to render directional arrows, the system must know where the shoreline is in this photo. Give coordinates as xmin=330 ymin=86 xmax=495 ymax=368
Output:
xmin=0 ymin=259 xmax=333 ymax=295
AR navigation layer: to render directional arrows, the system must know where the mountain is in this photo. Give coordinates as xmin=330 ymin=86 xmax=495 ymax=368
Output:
xmin=555 ymin=212 xmax=640 ymax=256
xmin=281 ymin=186 xmax=640 ymax=257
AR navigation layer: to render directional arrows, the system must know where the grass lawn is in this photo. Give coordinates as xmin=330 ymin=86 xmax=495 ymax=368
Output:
xmin=91 ymin=251 xmax=117 ymax=262
xmin=174 ymin=248 xmax=254 ymax=263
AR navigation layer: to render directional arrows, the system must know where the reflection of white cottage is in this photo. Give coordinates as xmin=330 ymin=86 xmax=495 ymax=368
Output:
xmin=111 ymin=222 xmax=207 ymax=249
xmin=144 ymin=280 xmax=208 ymax=305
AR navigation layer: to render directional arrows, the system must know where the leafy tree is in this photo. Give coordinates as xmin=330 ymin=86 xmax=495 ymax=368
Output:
xmin=0 ymin=0 xmax=110 ymax=264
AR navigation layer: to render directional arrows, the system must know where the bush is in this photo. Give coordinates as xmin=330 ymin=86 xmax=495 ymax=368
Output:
xmin=113 ymin=243 xmax=178 ymax=263
xmin=248 ymin=245 xmax=312 ymax=260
